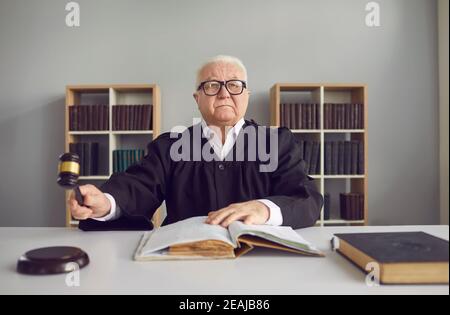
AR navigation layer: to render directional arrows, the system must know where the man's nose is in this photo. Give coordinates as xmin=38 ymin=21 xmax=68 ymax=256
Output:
xmin=217 ymin=84 xmax=231 ymax=98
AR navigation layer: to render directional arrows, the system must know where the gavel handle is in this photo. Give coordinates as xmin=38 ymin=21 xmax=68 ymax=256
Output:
xmin=74 ymin=186 xmax=84 ymax=206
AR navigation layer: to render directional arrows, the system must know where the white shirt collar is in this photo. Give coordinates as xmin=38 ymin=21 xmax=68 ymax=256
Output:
xmin=201 ymin=118 xmax=245 ymax=141
xmin=200 ymin=118 xmax=246 ymax=160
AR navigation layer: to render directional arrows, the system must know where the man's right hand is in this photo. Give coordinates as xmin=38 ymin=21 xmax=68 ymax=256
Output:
xmin=68 ymin=184 xmax=111 ymax=220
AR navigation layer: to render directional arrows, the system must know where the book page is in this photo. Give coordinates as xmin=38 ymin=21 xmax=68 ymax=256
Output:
xmin=228 ymin=220 xmax=322 ymax=255
xmin=137 ymin=216 xmax=234 ymax=257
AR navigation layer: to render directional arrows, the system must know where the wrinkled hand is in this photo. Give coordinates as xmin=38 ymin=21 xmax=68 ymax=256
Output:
xmin=205 ymin=200 xmax=270 ymax=227
xmin=68 ymin=184 xmax=111 ymax=220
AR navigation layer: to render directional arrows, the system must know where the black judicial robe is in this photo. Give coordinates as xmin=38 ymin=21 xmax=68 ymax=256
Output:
xmin=100 ymin=120 xmax=323 ymax=229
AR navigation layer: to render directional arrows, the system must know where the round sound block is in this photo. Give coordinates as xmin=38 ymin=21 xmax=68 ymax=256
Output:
xmin=17 ymin=246 xmax=89 ymax=275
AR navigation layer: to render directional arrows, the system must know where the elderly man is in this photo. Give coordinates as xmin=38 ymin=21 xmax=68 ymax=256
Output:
xmin=69 ymin=55 xmax=323 ymax=229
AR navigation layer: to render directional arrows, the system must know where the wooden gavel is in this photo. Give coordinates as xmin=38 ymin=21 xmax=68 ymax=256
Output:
xmin=57 ymin=153 xmax=84 ymax=206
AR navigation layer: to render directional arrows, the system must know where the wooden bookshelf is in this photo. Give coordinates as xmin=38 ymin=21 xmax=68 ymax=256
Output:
xmin=65 ymin=84 xmax=162 ymax=228
xmin=270 ymin=83 xmax=368 ymax=226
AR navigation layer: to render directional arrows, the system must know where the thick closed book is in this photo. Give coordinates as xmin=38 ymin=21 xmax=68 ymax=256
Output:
xmin=134 ymin=216 xmax=324 ymax=261
xmin=333 ymin=232 xmax=449 ymax=284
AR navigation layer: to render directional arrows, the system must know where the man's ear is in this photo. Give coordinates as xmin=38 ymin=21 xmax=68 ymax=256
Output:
xmin=193 ymin=92 xmax=199 ymax=104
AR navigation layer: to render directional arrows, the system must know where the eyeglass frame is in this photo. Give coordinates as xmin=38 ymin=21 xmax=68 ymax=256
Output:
xmin=197 ymin=80 xmax=248 ymax=96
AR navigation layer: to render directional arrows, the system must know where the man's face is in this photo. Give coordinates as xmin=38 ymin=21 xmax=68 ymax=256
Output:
xmin=194 ymin=62 xmax=249 ymax=127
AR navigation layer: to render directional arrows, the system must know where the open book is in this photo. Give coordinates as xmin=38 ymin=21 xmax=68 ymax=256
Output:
xmin=134 ymin=216 xmax=324 ymax=260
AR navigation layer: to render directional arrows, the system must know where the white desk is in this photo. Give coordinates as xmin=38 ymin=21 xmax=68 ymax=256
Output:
xmin=0 ymin=225 xmax=448 ymax=295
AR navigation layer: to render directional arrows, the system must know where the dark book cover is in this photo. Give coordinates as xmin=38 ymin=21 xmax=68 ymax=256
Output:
xmin=311 ymin=103 xmax=317 ymax=130
xmin=295 ymin=103 xmax=301 ymax=129
xmin=338 ymin=141 xmax=345 ymax=174
xmin=90 ymin=142 xmax=99 ymax=176
xmin=310 ymin=141 xmax=320 ymax=175
xmin=358 ymin=140 xmax=365 ymax=175
xmin=103 ymin=105 xmax=109 ymax=130
xmin=130 ymin=105 xmax=135 ymax=130
xmin=280 ymin=103 xmax=284 ymax=127
xmin=325 ymin=141 xmax=332 ymax=175
xmin=136 ymin=105 xmax=142 ymax=130
xmin=298 ymin=139 xmax=305 ymax=162
xmin=83 ymin=142 xmax=91 ymax=176
xmin=349 ymin=103 xmax=357 ymax=129
xmin=351 ymin=140 xmax=359 ymax=174
xmin=283 ymin=103 xmax=290 ymax=129
xmin=358 ymin=194 xmax=364 ymax=220
xmin=301 ymin=104 xmax=307 ymax=130
xmin=331 ymin=141 xmax=339 ymax=175
xmin=323 ymin=193 xmax=330 ymax=220
xmin=315 ymin=103 xmax=320 ymax=129
xmin=113 ymin=150 xmax=118 ymax=173
xmin=149 ymin=105 xmax=153 ymax=130
xmin=87 ymin=105 xmax=93 ymax=131
xmin=332 ymin=104 xmax=337 ymax=129
xmin=141 ymin=105 xmax=147 ymax=130
xmin=111 ymin=106 xmax=115 ymax=131
xmin=344 ymin=141 xmax=352 ymax=174
xmin=359 ymin=103 xmax=364 ymax=129
xmin=324 ymin=104 xmax=329 ymax=129
xmin=336 ymin=104 xmax=341 ymax=129
xmin=345 ymin=103 xmax=351 ymax=129
xmin=354 ymin=103 xmax=359 ymax=130
xmin=290 ymin=103 xmax=296 ymax=129
xmin=340 ymin=193 xmax=348 ymax=219
xmin=69 ymin=107 xmax=74 ymax=131
xmin=334 ymin=232 xmax=449 ymax=264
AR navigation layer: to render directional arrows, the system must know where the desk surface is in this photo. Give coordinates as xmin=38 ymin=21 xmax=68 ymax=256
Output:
xmin=0 ymin=225 xmax=448 ymax=295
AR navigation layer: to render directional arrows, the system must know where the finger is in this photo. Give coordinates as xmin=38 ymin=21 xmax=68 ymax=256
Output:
xmin=220 ymin=211 xmax=249 ymax=227
xmin=206 ymin=206 xmax=232 ymax=224
xmin=205 ymin=211 xmax=216 ymax=223
xmin=78 ymin=184 xmax=98 ymax=197
xmin=72 ymin=207 xmax=93 ymax=220
xmin=209 ymin=207 xmax=239 ymax=225
xmin=243 ymin=216 xmax=254 ymax=225
xmin=205 ymin=210 xmax=219 ymax=223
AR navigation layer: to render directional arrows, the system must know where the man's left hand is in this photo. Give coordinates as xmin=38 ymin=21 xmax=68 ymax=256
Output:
xmin=205 ymin=200 xmax=270 ymax=227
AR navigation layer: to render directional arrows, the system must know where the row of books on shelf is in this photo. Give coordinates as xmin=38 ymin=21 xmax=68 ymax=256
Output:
xmin=324 ymin=103 xmax=364 ymax=129
xmin=69 ymin=105 xmax=109 ymax=131
xmin=324 ymin=140 xmax=364 ymax=175
xmin=298 ymin=140 xmax=364 ymax=175
xmin=323 ymin=193 xmax=364 ymax=221
xmin=68 ymin=104 xmax=153 ymax=131
xmin=69 ymin=142 xmax=99 ymax=176
xmin=281 ymin=103 xmax=320 ymax=129
xmin=113 ymin=149 xmax=145 ymax=173
xmin=112 ymin=105 xmax=153 ymax=131
xmin=280 ymin=103 xmax=364 ymax=130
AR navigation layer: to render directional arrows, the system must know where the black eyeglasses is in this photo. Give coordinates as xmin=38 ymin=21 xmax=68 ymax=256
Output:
xmin=197 ymin=80 xmax=247 ymax=96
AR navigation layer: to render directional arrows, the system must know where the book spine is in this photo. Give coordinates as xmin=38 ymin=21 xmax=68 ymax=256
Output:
xmin=290 ymin=103 xmax=296 ymax=130
xmin=344 ymin=141 xmax=352 ymax=174
xmin=325 ymin=141 xmax=332 ymax=175
xmin=338 ymin=141 xmax=345 ymax=175
xmin=310 ymin=141 xmax=320 ymax=175
xmin=323 ymin=193 xmax=330 ymax=220
xmin=331 ymin=141 xmax=338 ymax=175
xmin=351 ymin=140 xmax=359 ymax=174
xmin=358 ymin=140 xmax=365 ymax=175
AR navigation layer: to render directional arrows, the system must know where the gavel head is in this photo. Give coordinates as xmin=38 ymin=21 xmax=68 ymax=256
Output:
xmin=57 ymin=153 xmax=81 ymax=189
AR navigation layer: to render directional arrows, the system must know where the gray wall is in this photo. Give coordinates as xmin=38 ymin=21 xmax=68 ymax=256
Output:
xmin=0 ymin=0 xmax=440 ymax=227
